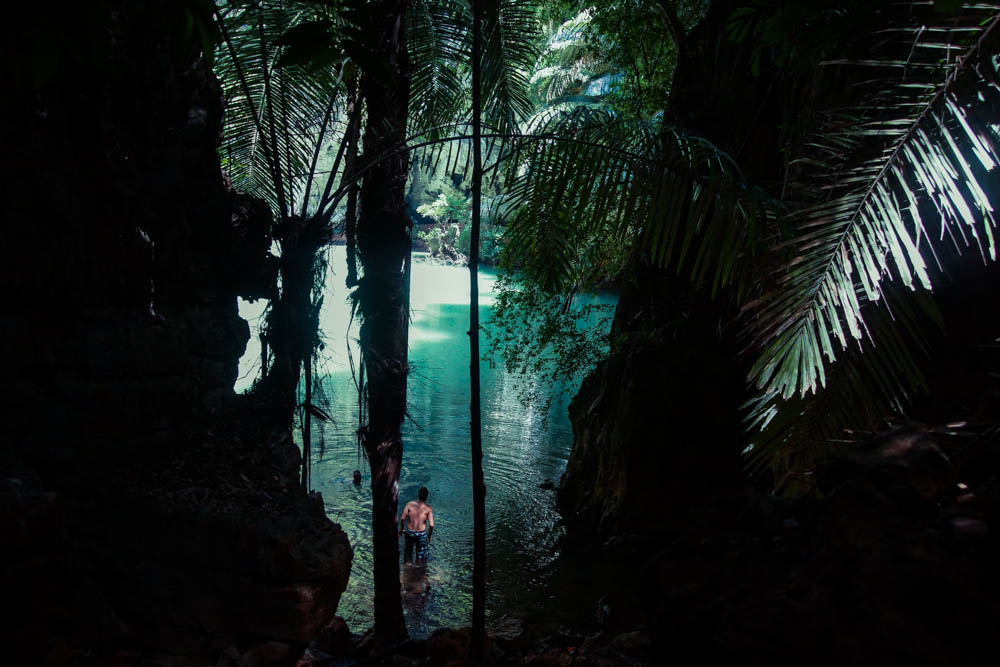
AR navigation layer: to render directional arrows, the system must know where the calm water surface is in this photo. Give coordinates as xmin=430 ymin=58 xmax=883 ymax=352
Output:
xmin=237 ymin=248 xmax=615 ymax=637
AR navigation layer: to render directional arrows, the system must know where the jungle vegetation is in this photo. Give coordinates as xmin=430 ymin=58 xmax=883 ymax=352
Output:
xmin=207 ymin=0 xmax=1000 ymax=652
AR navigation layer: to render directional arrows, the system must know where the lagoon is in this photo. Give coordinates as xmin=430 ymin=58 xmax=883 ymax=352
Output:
xmin=237 ymin=247 xmax=615 ymax=637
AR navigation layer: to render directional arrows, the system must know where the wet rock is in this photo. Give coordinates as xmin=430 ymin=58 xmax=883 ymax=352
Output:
xmin=239 ymin=641 xmax=292 ymax=667
xmin=539 ymin=479 xmax=555 ymax=490
xmin=354 ymin=628 xmax=376 ymax=662
xmin=817 ymin=426 xmax=955 ymax=504
xmin=393 ymin=639 xmax=428 ymax=660
xmin=558 ymin=276 xmax=747 ymax=538
xmin=489 ymin=615 xmax=530 ymax=655
xmin=295 ymin=646 xmax=332 ymax=666
xmin=315 ymin=616 xmax=353 ymax=656
xmin=521 ymin=647 xmax=573 ymax=666
xmin=610 ymin=630 xmax=649 ymax=659
xmin=580 ymin=630 xmax=610 ymax=656
xmin=427 ymin=627 xmax=470 ymax=665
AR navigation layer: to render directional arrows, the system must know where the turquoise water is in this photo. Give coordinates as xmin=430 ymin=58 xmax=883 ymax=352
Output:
xmin=237 ymin=247 xmax=615 ymax=637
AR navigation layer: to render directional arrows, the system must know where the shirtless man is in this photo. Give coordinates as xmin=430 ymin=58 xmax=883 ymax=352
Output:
xmin=399 ymin=486 xmax=434 ymax=564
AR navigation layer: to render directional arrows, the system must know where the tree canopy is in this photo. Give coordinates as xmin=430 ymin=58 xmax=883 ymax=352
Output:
xmin=212 ymin=0 xmax=1000 ymax=500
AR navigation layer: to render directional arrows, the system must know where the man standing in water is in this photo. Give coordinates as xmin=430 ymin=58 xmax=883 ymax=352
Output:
xmin=399 ymin=486 xmax=434 ymax=564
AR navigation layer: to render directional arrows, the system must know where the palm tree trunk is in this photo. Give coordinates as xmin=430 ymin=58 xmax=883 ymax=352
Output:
xmin=266 ymin=216 xmax=321 ymax=424
xmin=356 ymin=0 xmax=411 ymax=647
xmin=469 ymin=0 xmax=487 ymax=660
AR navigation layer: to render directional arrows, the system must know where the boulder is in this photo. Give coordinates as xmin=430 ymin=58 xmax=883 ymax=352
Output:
xmin=817 ymin=426 xmax=956 ymax=504
xmin=427 ymin=628 xmax=471 ymax=665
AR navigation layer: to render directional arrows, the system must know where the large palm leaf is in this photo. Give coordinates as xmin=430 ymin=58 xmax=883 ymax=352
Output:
xmin=496 ymin=105 xmax=760 ymax=296
xmin=744 ymin=4 xmax=1000 ymax=406
xmin=481 ymin=0 xmax=537 ymax=135
xmin=408 ymin=0 xmax=470 ymax=137
xmin=743 ymin=283 xmax=941 ymax=482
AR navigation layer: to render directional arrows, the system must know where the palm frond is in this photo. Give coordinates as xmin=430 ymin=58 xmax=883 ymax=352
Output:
xmin=482 ymin=0 xmax=539 ymax=135
xmin=408 ymin=0 xmax=470 ymax=137
xmin=744 ymin=284 xmax=941 ymax=483
xmin=215 ymin=1 xmax=347 ymax=220
xmin=495 ymin=106 xmax=756 ymax=295
xmin=495 ymin=107 xmax=655 ymax=292
xmin=745 ymin=5 xmax=1000 ymax=402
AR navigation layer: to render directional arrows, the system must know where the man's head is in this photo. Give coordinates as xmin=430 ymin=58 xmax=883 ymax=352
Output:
xmin=418 ymin=486 xmax=428 ymax=502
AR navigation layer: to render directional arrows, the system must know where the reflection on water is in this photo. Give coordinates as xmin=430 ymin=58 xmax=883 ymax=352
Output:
xmin=238 ymin=248 xmax=615 ymax=637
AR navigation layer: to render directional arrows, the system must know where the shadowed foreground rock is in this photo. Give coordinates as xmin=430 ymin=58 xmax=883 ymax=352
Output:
xmin=293 ymin=616 xmax=652 ymax=666
xmin=4 ymin=408 xmax=352 ymax=663
xmin=561 ymin=423 xmax=1000 ymax=666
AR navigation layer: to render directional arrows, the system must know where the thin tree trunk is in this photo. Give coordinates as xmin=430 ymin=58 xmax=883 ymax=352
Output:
xmin=344 ymin=79 xmax=362 ymax=289
xmin=356 ymin=0 xmax=411 ymax=647
xmin=260 ymin=331 xmax=269 ymax=380
xmin=469 ymin=0 xmax=487 ymax=659
xmin=302 ymin=357 xmax=312 ymax=488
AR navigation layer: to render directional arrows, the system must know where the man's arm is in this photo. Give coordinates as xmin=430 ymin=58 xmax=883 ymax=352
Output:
xmin=427 ymin=507 xmax=434 ymax=542
xmin=399 ymin=504 xmax=408 ymax=535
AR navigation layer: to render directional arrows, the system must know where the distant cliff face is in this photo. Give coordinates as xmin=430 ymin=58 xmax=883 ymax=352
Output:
xmin=1 ymin=2 xmax=348 ymax=661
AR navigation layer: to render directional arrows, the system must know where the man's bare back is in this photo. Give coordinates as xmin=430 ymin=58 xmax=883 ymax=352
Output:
xmin=401 ymin=500 xmax=433 ymax=533
xmin=399 ymin=486 xmax=434 ymax=563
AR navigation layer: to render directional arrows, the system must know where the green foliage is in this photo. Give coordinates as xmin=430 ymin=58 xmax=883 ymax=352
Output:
xmin=486 ymin=273 xmax=615 ymax=405
xmin=416 ymin=191 xmax=502 ymax=262
xmin=214 ymin=0 xmax=348 ymax=219
xmin=211 ymin=0 xmax=1000 ymax=483
xmin=408 ymin=0 xmax=471 ymax=136
xmin=417 ymin=222 xmax=460 ymax=254
xmin=489 ymin=1 xmax=1000 ymax=479
xmin=495 ymin=106 xmax=754 ymax=294
xmin=529 ymin=1 xmax=707 ymax=116
xmin=732 ymin=4 xmax=1000 ymax=474
xmin=482 ymin=0 xmax=540 ymax=134
xmin=458 ymin=220 xmax=502 ymax=262
xmin=584 ymin=2 xmax=677 ymax=117
xmin=528 ymin=9 xmax=610 ymax=107
xmin=417 ymin=191 xmax=470 ymax=224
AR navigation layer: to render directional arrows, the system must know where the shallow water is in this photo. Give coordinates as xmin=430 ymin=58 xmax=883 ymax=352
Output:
xmin=237 ymin=247 xmax=615 ymax=637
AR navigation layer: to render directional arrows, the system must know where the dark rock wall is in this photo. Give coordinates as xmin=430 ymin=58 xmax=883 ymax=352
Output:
xmin=2 ymin=2 xmax=348 ymax=661
xmin=559 ymin=269 xmax=748 ymax=536
xmin=3 ymin=1 xmax=275 ymax=461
